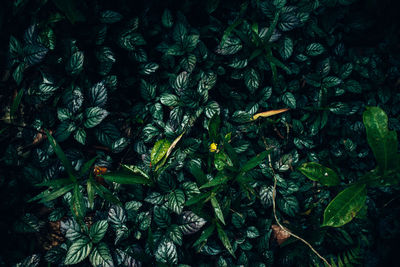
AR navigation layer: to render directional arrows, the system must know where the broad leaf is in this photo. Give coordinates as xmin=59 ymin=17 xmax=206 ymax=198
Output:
xmin=89 ymin=220 xmax=108 ymax=243
xmin=84 ymin=107 xmax=109 ymax=128
xmin=322 ymin=184 xmax=367 ymax=227
xmin=66 ymin=51 xmax=84 ymax=75
xmin=363 ymin=107 xmax=398 ymax=173
xmin=89 ymin=242 xmax=113 ymax=267
xmin=298 ymin=162 xmax=340 ymax=186
xmin=64 ymin=237 xmax=92 ymax=265
xmin=168 ymin=189 xmax=185 ymax=215
xmin=151 ymin=139 xmax=171 ymax=166
xmin=155 ymin=240 xmax=178 ymax=264
xmin=179 ymin=211 xmax=206 ymax=235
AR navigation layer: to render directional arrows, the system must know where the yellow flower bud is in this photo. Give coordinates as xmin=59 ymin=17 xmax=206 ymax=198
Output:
xmin=209 ymin=142 xmax=218 ymax=152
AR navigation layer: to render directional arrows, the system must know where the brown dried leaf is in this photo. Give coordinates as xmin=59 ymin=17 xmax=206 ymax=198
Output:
xmin=271 ymin=224 xmax=291 ymax=245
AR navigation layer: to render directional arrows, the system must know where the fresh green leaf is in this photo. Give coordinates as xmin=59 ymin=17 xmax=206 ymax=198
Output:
xmin=211 ymin=195 xmax=225 ymax=225
xmin=322 ymin=184 xmax=367 ymax=227
xmin=89 ymin=220 xmax=108 ymax=243
xmin=363 ymin=107 xmax=398 ymax=173
xmin=151 ymin=139 xmax=171 ymax=166
xmin=64 ymin=237 xmax=92 ymax=265
xmin=298 ymin=162 xmax=340 ymax=186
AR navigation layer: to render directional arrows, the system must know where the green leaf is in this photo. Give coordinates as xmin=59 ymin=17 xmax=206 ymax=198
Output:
xmin=29 ymin=183 xmax=74 ymax=203
xmin=92 ymin=182 xmax=121 ymax=205
xmin=51 ymin=0 xmax=86 ymax=24
xmin=193 ymin=223 xmax=215 ymax=247
xmin=57 ymin=108 xmax=73 ymax=121
xmin=45 ymin=129 xmax=76 ymax=181
xmin=79 ymin=156 xmax=98 ymax=176
xmin=216 ymin=36 xmax=242 ymax=55
xmin=214 ymin=151 xmax=233 ymax=171
xmin=223 ymin=141 xmax=240 ymax=169
xmin=241 ymin=151 xmax=267 ymax=172
xmin=64 ymin=237 xmax=92 ymax=265
xmin=186 ymin=191 xmax=211 ymax=206
xmin=87 ymin=178 xmax=95 ymax=210
xmin=140 ymin=62 xmax=159 ymax=75
xmin=66 ymin=51 xmax=84 ymax=75
xmin=345 ymin=79 xmax=362 ymax=94
xmin=9 ymin=36 xmax=22 ymax=60
xmin=74 ymin=128 xmax=86 ymax=145
xmin=89 ymin=81 xmax=107 ymax=107
xmin=71 ymin=184 xmax=86 ymax=220
xmin=279 ymin=37 xmax=293 ymax=60
xmin=199 ymin=174 xmax=229 ymax=189
xmin=211 ymin=195 xmax=225 ymax=225
xmin=173 ymin=71 xmax=189 ymax=91
xmin=89 ymin=220 xmax=108 ymax=243
xmin=306 ymin=43 xmax=325 ymax=56
xmin=84 ymin=107 xmax=109 ymax=128
xmin=298 ymin=162 xmax=340 ymax=186
xmin=322 ymin=76 xmax=342 ymax=88
xmin=122 ymin=164 xmax=149 ymax=179
xmin=13 ymin=63 xmax=25 ymax=85
xmin=282 ymin=92 xmax=296 ymax=108
xmin=151 ymin=139 xmax=171 ymax=166
xmin=246 ymin=226 xmax=260 ymax=239
xmin=180 ymin=53 xmax=197 ymax=72
xmin=24 ymin=44 xmax=48 ymax=65
xmin=216 ymin=222 xmax=235 ymax=257
xmin=179 ymin=211 xmax=206 ymax=235
xmin=263 ymin=11 xmax=280 ymax=43
xmin=244 ymin=68 xmax=260 ymax=94
xmin=208 ymin=113 xmax=220 ymax=142
xmin=154 ymin=206 xmax=171 ymax=228
xmin=94 ymin=123 xmax=120 ymax=147
xmin=162 ymin=9 xmax=173 ymax=28
xmin=168 ymin=189 xmax=185 ymax=215
xmin=322 ymin=184 xmax=367 ymax=227
xmin=100 ymin=10 xmax=123 ymax=24
xmin=363 ymin=107 xmax=398 ymax=173
xmin=220 ymin=18 xmax=243 ymax=47
xmin=10 ymin=89 xmax=24 ymax=119
xmin=273 ymin=0 xmax=287 ymax=9
xmin=160 ymin=93 xmax=179 ymax=106
xmin=35 ymin=178 xmax=71 ymax=188
xmin=357 ymin=167 xmax=399 ymax=187
xmin=101 ymin=171 xmax=151 ymax=185
xmin=189 ymin=165 xmax=207 ymax=186
xmin=155 ymin=240 xmax=178 ymax=264
xmin=89 ymin=242 xmax=113 ymax=267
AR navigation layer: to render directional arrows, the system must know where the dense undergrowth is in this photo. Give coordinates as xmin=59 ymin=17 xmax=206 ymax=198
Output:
xmin=0 ymin=0 xmax=400 ymax=266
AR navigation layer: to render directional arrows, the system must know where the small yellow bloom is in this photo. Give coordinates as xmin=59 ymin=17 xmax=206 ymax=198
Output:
xmin=209 ymin=143 xmax=218 ymax=152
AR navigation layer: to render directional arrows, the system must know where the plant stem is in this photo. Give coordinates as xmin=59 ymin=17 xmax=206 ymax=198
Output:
xmin=262 ymin=136 xmax=331 ymax=267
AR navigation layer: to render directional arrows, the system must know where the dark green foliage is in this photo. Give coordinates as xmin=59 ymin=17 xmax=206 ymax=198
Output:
xmin=1 ymin=0 xmax=400 ymax=266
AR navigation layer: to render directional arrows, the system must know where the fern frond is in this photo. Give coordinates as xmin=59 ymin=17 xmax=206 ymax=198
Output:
xmin=312 ymin=246 xmax=362 ymax=267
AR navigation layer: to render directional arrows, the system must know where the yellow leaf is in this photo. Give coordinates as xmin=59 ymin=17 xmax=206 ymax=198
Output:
xmin=251 ymin=108 xmax=289 ymax=121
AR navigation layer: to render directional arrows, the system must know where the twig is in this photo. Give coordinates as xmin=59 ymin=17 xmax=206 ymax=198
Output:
xmin=262 ymin=136 xmax=331 ymax=267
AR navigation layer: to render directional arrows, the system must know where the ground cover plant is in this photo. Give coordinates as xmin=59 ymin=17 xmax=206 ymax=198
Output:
xmin=0 ymin=0 xmax=400 ymax=266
